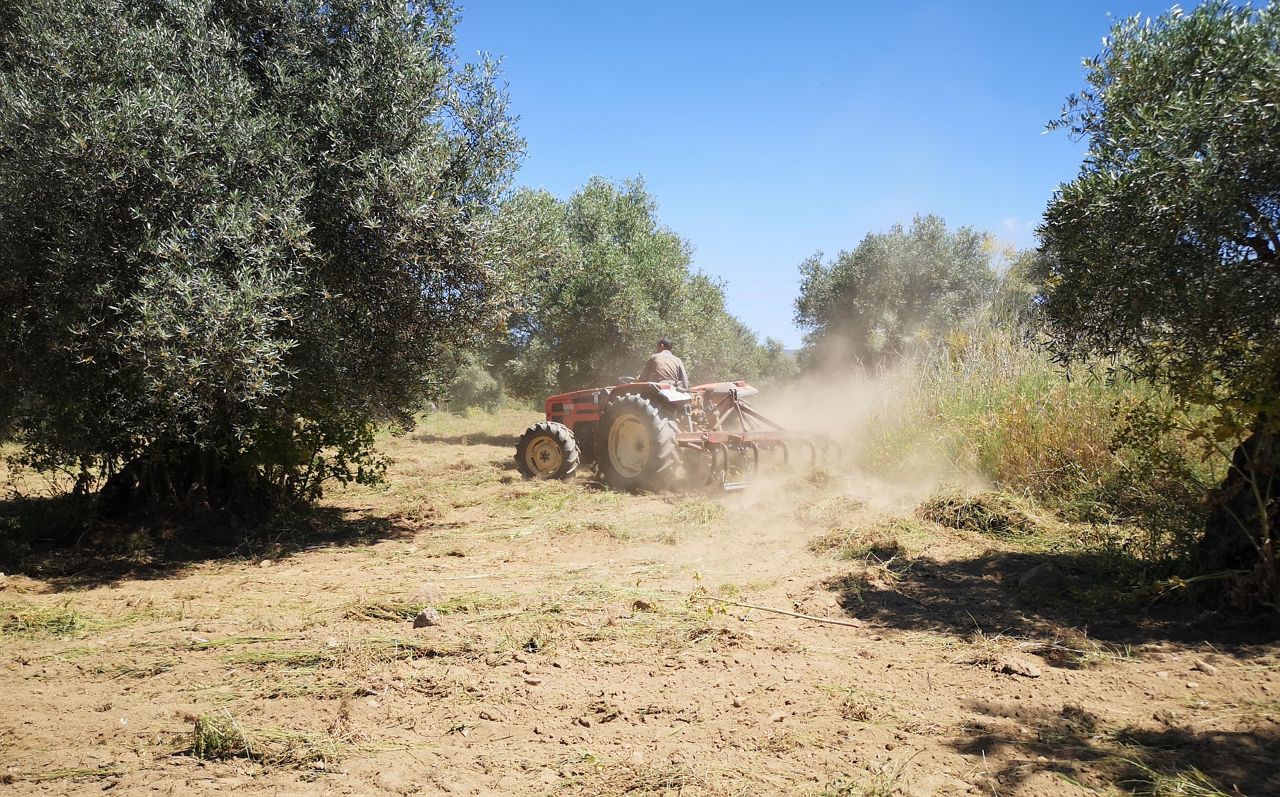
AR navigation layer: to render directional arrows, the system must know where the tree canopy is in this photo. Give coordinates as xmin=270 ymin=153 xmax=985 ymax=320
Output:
xmin=490 ymin=177 xmax=793 ymax=399
xmin=794 ymin=214 xmax=997 ymax=367
xmin=1038 ymin=1 xmax=1280 ymax=422
xmin=0 ymin=0 xmax=520 ymax=507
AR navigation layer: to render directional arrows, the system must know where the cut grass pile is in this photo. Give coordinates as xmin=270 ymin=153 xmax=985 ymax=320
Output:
xmin=1 ymin=601 xmax=99 ymax=638
xmin=343 ymin=591 xmax=514 ymax=622
xmin=795 ymin=493 xmax=868 ymax=527
xmin=190 ymin=711 xmax=339 ymax=767
xmin=807 ymin=517 xmax=922 ymax=561
xmin=667 ymin=499 xmax=726 ymax=527
xmin=916 ymin=489 xmax=1042 ymax=538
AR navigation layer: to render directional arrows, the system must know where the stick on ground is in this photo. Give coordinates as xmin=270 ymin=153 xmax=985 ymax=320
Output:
xmin=690 ymin=595 xmax=865 ymax=629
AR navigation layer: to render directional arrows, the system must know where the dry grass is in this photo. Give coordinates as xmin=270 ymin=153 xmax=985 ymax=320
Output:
xmin=796 ymin=493 xmax=868 ymax=527
xmin=667 ymin=498 xmax=726 ymax=527
xmin=581 ymin=761 xmax=709 ymax=796
xmin=808 ymin=517 xmax=923 ymax=561
xmin=1118 ymin=760 xmax=1234 ymax=796
xmin=342 ymin=599 xmax=424 ymax=622
xmin=189 ymin=711 xmax=340 ymax=767
xmin=1 ymin=767 xmax=123 ymax=785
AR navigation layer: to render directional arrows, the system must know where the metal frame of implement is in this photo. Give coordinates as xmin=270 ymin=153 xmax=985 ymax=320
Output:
xmin=674 ymin=387 xmax=840 ymax=491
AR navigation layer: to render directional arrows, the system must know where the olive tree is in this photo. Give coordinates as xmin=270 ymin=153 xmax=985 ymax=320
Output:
xmin=491 ymin=178 xmax=785 ymax=398
xmin=0 ymin=0 xmax=520 ymax=512
xmin=1038 ymin=2 xmax=1280 ymax=585
xmin=794 ymin=214 xmax=997 ymax=367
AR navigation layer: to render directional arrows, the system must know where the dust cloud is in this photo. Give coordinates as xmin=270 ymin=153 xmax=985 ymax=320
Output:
xmin=741 ymin=351 xmax=986 ymax=516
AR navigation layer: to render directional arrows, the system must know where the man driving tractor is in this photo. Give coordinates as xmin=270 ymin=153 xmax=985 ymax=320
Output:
xmin=636 ymin=336 xmax=688 ymax=390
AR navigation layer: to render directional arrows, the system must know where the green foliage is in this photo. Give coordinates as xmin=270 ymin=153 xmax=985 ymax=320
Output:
xmin=991 ymin=249 xmax=1044 ymax=329
xmin=795 ymin=214 xmax=998 ymax=366
xmin=491 ymin=177 xmax=790 ymax=398
xmin=1038 ymin=1 xmax=1280 ymax=431
xmin=0 ymin=0 xmax=521 ymax=507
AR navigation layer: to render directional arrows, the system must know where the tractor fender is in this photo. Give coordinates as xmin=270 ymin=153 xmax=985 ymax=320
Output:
xmin=607 ymin=382 xmax=691 ymax=408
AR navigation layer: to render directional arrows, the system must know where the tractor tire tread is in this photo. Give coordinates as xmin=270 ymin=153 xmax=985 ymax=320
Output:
xmin=515 ymin=421 xmax=580 ymax=480
xmin=598 ymin=393 xmax=681 ymax=491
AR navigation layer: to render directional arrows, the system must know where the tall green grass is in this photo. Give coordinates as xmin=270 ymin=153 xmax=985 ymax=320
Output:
xmin=849 ymin=324 xmax=1222 ymax=566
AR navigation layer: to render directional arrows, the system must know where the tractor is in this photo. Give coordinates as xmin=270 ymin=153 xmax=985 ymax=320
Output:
xmin=514 ymin=378 xmax=838 ymax=491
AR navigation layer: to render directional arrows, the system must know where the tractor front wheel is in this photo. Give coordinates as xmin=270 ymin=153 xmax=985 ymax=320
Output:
xmin=515 ymin=421 xmax=580 ymax=480
xmin=598 ymin=393 xmax=681 ymax=491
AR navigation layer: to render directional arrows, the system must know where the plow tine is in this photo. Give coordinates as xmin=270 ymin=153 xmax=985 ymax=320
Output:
xmin=722 ymin=477 xmax=787 ymax=491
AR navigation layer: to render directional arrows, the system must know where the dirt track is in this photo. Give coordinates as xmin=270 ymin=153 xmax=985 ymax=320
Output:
xmin=2 ymin=409 xmax=1278 ymax=795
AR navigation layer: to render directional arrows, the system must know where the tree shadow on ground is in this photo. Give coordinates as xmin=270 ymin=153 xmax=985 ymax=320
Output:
xmin=953 ymin=700 xmax=1280 ymax=795
xmin=0 ymin=493 xmax=418 ymax=592
xmin=415 ymin=432 xmax=519 ymax=448
xmin=818 ymin=547 xmax=1280 ymax=794
xmin=822 ymin=547 xmax=1280 ymax=653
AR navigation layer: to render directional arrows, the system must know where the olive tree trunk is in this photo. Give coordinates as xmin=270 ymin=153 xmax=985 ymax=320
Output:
xmin=98 ymin=446 xmax=261 ymax=520
xmin=1202 ymin=413 xmax=1278 ymax=602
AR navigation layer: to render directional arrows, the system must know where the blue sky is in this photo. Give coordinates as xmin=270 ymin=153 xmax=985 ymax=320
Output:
xmin=455 ymin=1 xmax=1178 ymax=348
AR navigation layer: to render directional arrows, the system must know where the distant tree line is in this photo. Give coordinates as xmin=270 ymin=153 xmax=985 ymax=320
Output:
xmin=795 ymin=214 xmax=1002 ymax=367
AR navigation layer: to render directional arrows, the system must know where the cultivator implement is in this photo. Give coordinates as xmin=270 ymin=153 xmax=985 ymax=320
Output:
xmin=674 ymin=383 xmax=841 ymax=490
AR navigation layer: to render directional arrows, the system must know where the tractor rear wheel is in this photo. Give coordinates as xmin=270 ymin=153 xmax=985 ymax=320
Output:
xmin=515 ymin=421 xmax=580 ymax=480
xmin=598 ymin=393 xmax=680 ymax=491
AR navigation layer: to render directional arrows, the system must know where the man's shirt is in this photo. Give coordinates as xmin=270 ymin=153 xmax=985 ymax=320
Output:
xmin=636 ymin=350 xmax=689 ymax=388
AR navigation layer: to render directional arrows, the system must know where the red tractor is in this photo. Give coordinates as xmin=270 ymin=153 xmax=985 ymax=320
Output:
xmin=515 ymin=379 xmax=838 ymax=491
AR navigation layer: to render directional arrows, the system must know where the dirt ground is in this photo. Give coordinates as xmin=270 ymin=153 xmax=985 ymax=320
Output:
xmin=2 ymin=408 xmax=1278 ymax=796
